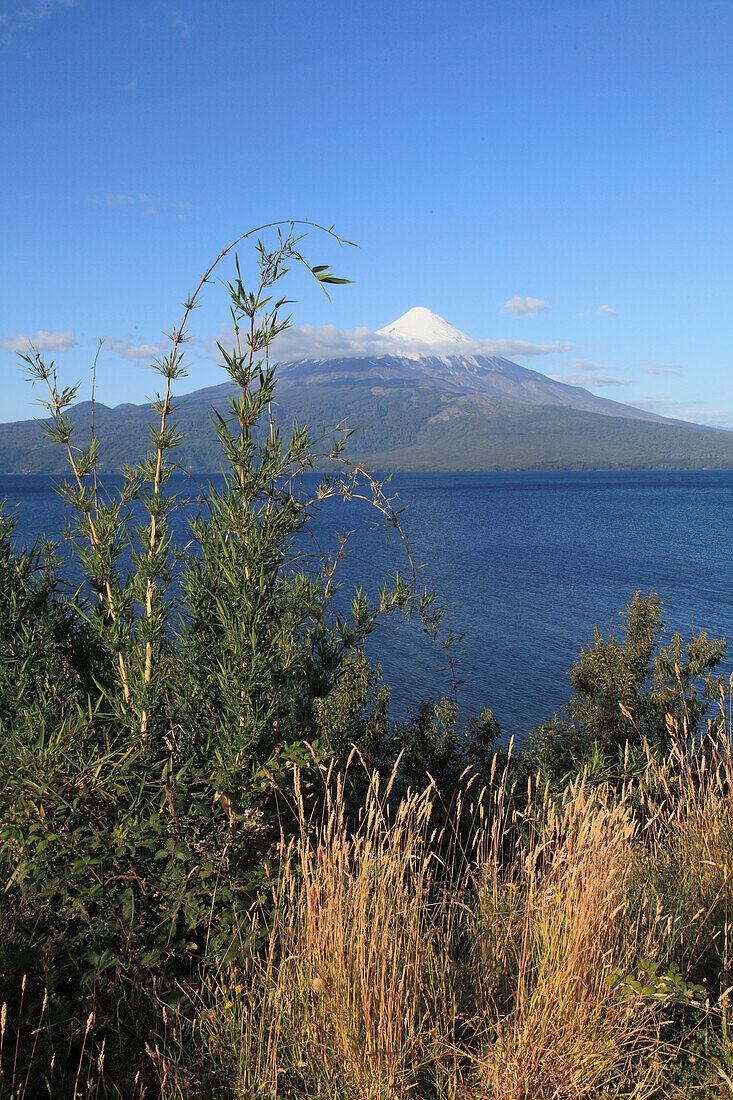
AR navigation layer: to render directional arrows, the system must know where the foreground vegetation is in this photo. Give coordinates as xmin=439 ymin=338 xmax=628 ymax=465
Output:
xmin=1 ymin=226 xmax=732 ymax=1096
xmin=3 ymin=721 xmax=733 ymax=1098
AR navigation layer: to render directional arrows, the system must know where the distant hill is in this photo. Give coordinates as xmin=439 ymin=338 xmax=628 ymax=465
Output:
xmin=2 ymin=307 xmax=733 ymax=473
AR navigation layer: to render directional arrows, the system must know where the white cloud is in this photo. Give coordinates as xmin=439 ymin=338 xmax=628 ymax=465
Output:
xmin=0 ymin=0 xmax=73 ymax=45
xmin=2 ymin=329 xmax=76 ymax=353
xmin=503 ymin=295 xmax=549 ymax=316
xmin=643 ymin=363 xmax=683 ymax=376
xmin=270 ymin=324 xmax=391 ymax=359
xmin=550 ymin=371 xmax=631 ymax=388
xmin=106 ymin=338 xmax=167 ymax=363
xmin=597 ymin=304 xmax=617 ymax=316
xmin=214 ymin=322 xmax=573 ymax=362
xmin=464 ymin=337 xmax=573 ymax=358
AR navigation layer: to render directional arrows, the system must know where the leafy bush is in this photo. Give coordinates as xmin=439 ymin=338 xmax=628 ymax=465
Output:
xmin=528 ymin=590 xmax=726 ymax=784
xmin=379 ymin=696 xmax=503 ymax=801
xmin=0 ymin=514 xmax=105 ymax=738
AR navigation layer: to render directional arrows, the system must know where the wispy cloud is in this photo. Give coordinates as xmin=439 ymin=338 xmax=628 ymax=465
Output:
xmin=643 ymin=363 xmax=683 ymax=376
xmin=550 ymin=371 xmax=631 ymax=388
xmin=86 ymin=192 xmax=152 ymax=207
xmin=597 ymin=304 xmax=617 ymax=316
xmin=503 ymin=295 xmax=549 ymax=317
xmin=170 ymin=7 xmax=192 ymax=37
xmin=568 ymin=358 xmax=628 ymax=374
xmin=692 ymin=411 xmax=733 ymax=428
xmin=550 ymin=358 xmax=630 ymax=386
xmin=85 ymin=193 xmax=193 ymax=217
xmin=634 ymin=395 xmax=733 ymax=428
xmin=106 ymin=338 xmax=168 ymax=363
xmin=635 ymin=396 xmax=701 ymax=412
xmin=2 ymin=329 xmax=75 ymax=353
xmin=0 ymin=0 xmax=73 ymax=46
xmin=214 ymin=322 xmax=572 ymax=362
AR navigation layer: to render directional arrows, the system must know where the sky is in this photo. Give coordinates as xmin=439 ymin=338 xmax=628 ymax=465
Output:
xmin=2 ymin=0 xmax=732 ymax=427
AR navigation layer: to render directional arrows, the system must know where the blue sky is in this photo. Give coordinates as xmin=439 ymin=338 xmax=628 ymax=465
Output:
xmin=2 ymin=0 xmax=732 ymax=427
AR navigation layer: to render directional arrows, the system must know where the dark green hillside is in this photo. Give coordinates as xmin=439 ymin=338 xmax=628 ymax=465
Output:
xmin=2 ymin=380 xmax=733 ymax=472
xmin=355 ymin=395 xmax=733 ymax=471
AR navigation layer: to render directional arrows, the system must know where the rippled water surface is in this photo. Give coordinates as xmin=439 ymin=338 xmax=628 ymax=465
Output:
xmin=3 ymin=470 xmax=732 ymax=739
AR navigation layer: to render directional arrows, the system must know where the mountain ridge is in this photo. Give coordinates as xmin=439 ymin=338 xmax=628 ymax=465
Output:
xmin=1 ymin=307 xmax=731 ymax=473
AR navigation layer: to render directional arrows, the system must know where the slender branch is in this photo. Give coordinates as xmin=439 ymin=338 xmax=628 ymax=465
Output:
xmin=36 ymin=361 xmax=131 ymax=702
xmin=140 ymin=220 xmax=353 ymax=733
xmin=90 ymin=339 xmax=102 ymax=523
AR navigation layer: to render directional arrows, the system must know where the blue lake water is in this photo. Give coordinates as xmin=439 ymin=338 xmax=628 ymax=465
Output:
xmin=2 ymin=469 xmax=733 ymax=740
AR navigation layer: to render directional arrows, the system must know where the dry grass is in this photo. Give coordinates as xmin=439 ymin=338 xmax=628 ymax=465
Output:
xmin=633 ymin=729 xmax=733 ymax=981
xmin=6 ymin=736 xmax=733 ymax=1097
xmin=197 ymin=739 xmax=733 ymax=1099
xmin=471 ymin=776 xmax=661 ymax=1098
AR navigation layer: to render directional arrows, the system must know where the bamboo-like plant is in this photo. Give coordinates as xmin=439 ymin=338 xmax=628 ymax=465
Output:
xmin=21 ymin=223 xmax=437 ymax=735
xmin=3 ymin=221 xmax=447 ymax=1000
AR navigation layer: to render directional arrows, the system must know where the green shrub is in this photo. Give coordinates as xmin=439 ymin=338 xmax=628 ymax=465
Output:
xmin=528 ymin=590 xmax=726 ymax=785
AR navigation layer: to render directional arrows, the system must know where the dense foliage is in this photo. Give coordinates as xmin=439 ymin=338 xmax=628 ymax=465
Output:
xmin=0 ymin=227 xmax=456 ymax=1088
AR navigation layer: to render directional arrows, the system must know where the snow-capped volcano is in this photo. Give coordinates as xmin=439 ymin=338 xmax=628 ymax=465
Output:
xmin=376 ymin=307 xmax=472 ymax=348
xmin=272 ymin=306 xmax=661 ymax=424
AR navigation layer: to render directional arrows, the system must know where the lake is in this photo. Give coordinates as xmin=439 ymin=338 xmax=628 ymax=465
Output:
xmin=2 ymin=469 xmax=732 ymax=740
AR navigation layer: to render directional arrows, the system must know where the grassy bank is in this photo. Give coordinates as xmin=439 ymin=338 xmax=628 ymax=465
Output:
xmin=2 ymin=730 xmax=733 ymax=1097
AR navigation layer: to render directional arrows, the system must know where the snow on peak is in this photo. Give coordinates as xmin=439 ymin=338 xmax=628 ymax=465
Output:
xmin=376 ymin=307 xmax=472 ymax=347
